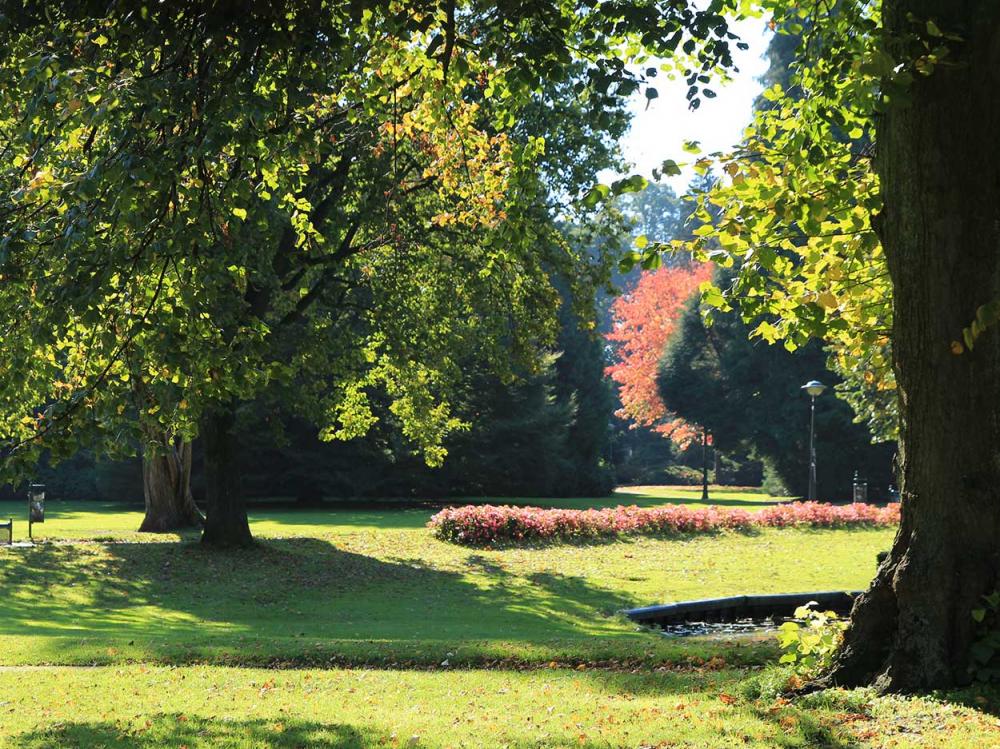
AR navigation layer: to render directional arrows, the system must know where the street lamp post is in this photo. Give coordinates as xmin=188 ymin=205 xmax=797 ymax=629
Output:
xmin=801 ymin=380 xmax=827 ymax=501
xmin=700 ymin=428 xmax=709 ymax=502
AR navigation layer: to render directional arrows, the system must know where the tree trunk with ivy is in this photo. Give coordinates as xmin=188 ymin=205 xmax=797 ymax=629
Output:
xmin=138 ymin=433 xmax=202 ymax=533
xmin=826 ymin=0 xmax=1000 ymax=691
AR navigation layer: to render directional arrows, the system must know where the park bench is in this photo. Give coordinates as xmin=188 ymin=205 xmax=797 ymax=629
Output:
xmin=0 ymin=485 xmax=45 ymax=544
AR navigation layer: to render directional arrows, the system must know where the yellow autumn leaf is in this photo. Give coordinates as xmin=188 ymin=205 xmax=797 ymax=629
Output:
xmin=817 ymin=291 xmax=838 ymax=309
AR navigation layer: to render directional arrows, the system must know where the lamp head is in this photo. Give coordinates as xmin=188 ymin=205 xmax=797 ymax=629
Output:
xmin=801 ymin=380 xmax=827 ymax=398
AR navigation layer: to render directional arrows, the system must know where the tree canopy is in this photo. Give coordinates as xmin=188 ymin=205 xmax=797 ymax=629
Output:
xmin=605 ymin=263 xmax=711 ymax=444
xmin=4 ymin=0 xmax=997 ymax=695
xmin=663 ymin=2 xmax=898 ymax=441
xmin=621 ymin=0 xmax=1000 ymax=693
xmin=0 ymin=1 xmax=750 ymax=544
xmin=658 ymin=278 xmax=895 ymax=499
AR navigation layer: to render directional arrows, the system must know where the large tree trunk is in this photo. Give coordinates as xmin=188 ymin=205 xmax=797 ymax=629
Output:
xmin=138 ymin=434 xmax=203 ymax=532
xmin=200 ymin=406 xmax=253 ymax=548
xmin=826 ymin=0 xmax=1000 ymax=692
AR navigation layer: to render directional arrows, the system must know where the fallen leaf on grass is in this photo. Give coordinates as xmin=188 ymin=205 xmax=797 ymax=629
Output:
xmin=779 ymin=715 xmax=799 ymax=731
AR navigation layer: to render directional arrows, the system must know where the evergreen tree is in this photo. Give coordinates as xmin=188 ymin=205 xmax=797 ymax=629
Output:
xmin=658 ymin=280 xmax=895 ymax=500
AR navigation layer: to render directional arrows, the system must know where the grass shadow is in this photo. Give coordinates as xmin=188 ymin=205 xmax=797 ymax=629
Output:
xmin=0 ymin=537 xmax=671 ymax=666
xmin=247 ymin=507 xmax=434 ymax=530
xmin=4 ymin=672 xmax=851 ymax=748
xmin=9 ymin=715 xmax=383 ymax=748
xmin=931 ymin=683 xmax=1000 ymax=718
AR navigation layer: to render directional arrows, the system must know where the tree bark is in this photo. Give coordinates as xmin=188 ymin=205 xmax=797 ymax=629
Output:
xmin=825 ymin=0 xmax=1000 ymax=692
xmin=200 ymin=406 xmax=253 ymax=548
xmin=138 ymin=433 xmax=203 ymax=532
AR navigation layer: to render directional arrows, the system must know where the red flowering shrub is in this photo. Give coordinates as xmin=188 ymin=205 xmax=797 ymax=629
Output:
xmin=428 ymin=501 xmax=901 ymax=546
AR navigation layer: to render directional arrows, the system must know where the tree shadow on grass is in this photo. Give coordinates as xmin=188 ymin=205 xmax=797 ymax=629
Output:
xmin=6 ymin=693 xmax=867 ymax=748
xmin=924 ymin=684 xmax=1000 ymax=718
xmin=358 ymin=551 xmax=642 ymax=635
xmin=247 ymin=507 xmax=433 ymax=530
xmin=755 ymin=707 xmax=861 ymax=749
xmin=10 ymin=715 xmax=382 ymax=748
xmin=9 ymin=711 xmax=785 ymax=749
xmin=0 ymin=538 xmax=650 ymax=658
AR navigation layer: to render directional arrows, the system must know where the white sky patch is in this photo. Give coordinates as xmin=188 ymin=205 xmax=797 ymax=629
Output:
xmin=601 ymin=18 xmax=773 ymax=192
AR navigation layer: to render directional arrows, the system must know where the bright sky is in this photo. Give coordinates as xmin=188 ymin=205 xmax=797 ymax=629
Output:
xmin=600 ymin=18 xmax=773 ymax=193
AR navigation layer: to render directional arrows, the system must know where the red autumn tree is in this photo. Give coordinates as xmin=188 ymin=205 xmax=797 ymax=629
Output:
xmin=606 ymin=263 xmax=713 ymax=445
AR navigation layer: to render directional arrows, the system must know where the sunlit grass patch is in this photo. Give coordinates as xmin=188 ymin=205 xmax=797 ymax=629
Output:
xmin=0 ymin=521 xmax=889 ymax=668
xmin=1 ymin=665 xmax=998 ymax=748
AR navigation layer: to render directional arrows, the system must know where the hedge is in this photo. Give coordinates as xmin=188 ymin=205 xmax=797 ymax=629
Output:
xmin=428 ymin=501 xmax=901 ymax=546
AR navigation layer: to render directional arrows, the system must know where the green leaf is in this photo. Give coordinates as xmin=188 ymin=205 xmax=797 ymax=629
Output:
xmin=616 ymin=80 xmax=639 ymax=97
xmin=701 ymin=286 xmax=726 ymax=308
xmin=232 ymin=207 xmax=248 ymax=221
xmin=971 ymin=641 xmax=995 ymax=664
xmin=640 ymin=250 xmax=661 ymax=270
xmin=611 ymin=174 xmax=648 ymax=195
xmin=859 ymin=49 xmax=894 ymax=79
xmin=580 ymin=184 xmax=610 ymax=209
xmin=617 ymin=250 xmax=641 ymax=273
xmin=659 ymin=159 xmax=682 ymax=177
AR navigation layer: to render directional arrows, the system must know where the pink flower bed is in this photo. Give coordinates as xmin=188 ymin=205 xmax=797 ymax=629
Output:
xmin=428 ymin=501 xmax=901 ymax=546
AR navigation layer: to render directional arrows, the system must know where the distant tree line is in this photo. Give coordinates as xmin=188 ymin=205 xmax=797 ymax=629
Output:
xmin=658 ymin=273 xmax=896 ymax=500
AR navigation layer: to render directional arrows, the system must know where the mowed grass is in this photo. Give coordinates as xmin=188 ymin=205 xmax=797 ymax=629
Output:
xmin=1 ymin=488 xmax=996 ymax=748
xmin=475 ymin=484 xmax=784 ymax=511
xmin=0 ymin=489 xmax=885 ymax=667
xmin=2 ymin=664 xmax=998 ymax=748
xmin=0 ymin=485 xmax=783 ymax=543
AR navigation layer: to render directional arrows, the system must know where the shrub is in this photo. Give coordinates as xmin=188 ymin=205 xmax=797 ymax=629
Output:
xmin=777 ymin=603 xmax=849 ymax=676
xmin=970 ymin=591 xmax=1000 ymax=682
xmin=428 ymin=501 xmax=900 ymax=546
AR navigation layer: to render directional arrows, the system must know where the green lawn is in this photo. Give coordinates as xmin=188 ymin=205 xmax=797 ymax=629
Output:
xmin=2 ymin=665 xmax=997 ymax=748
xmin=478 ymin=484 xmax=784 ymax=511
xmin=0 ymin=488 xmax=996 ymax=747
xmin=0 ymin=489 xmax=883 ymax=667
xmin=0 ymin=484 xmax=783 ymax=543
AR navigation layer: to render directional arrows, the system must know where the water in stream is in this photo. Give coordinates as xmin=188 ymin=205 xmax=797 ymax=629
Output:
xmin=652 ymin=618 xmax=780 ymax=638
